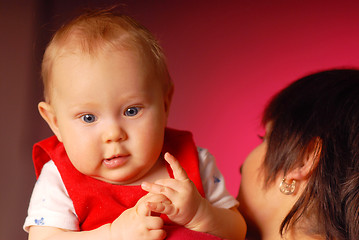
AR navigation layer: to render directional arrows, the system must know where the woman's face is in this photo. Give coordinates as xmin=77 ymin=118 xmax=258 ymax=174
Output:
xmin=237 ymin=136 xmax=268 ymax=235
xmin=237 ymin=126 xmax=287 ymax=236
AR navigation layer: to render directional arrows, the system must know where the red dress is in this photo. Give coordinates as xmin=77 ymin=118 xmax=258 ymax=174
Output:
xmin=32 ymin=128 xmax=223 ymax=239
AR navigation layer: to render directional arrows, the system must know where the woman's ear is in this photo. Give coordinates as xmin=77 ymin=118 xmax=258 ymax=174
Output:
xmin=286 ymin=138 xmax=322 ymax=181
xmin=38 ymin=101 xmax=62 ymax=142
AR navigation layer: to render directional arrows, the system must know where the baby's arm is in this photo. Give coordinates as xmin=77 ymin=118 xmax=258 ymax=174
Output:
xmin=28 ymin=224 xmax=110 ymax=240
xmin=28 ymin=193 xmax=167 ymax=240
xmin=141 ymin=153 xmax=246 ymax=240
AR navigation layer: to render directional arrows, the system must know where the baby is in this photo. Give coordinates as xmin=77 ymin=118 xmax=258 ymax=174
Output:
xmin=24 ymin=8 xmax=246 ymax=240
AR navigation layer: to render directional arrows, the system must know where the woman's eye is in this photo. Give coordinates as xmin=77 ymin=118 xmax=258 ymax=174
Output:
xmin=124 ymin=107 xmax=141 ymax=117
xmin=257 ymin=134 xmax=265 ymax=141
xmin=81 ymin=114 xmax=97 ymax=123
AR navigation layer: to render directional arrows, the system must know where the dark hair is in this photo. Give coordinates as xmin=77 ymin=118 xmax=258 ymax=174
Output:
xmin=261 ymin=69 xmax=359 ymax=240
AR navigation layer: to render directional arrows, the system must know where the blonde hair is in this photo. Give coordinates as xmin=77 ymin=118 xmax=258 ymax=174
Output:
xmin=41 ymin=8 xmax=172 ymax=102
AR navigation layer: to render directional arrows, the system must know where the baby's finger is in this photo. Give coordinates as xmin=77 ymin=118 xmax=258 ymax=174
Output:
xmin=141 ymin=182 xmax=177 ymax=198
xmin=147 ymin=201 xmax=176 ymax=216
xmin=147 ymin=229 xmax=167 ymax=240
xmin=137 ymin=193 xmax=165 ymax=216
xmin=164 ymin=152 xmax=188 ymax=181
xmin=136 ymin=199 xmax=152 ymax=216
xmin=145 ymin=215 xmax=165 ymax=230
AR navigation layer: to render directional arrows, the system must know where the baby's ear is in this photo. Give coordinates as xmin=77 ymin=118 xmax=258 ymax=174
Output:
xmin=287 ymin=138 xmax=322 ymax=181
xmin=164 ymin=84 xmax=174 ymax=117
xmin=38 ymin=101 xmax=62 ymax=142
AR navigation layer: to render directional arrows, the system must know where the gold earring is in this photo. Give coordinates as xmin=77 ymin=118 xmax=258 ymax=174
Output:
xmin=279 ymin=178 xmax=296 ymax=195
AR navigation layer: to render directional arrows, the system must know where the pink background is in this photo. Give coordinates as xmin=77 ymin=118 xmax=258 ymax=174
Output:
xmin=2 ymin=1 xmax=359 ymax=238
xmin=132 ymin=1 xmax=359 ymax=195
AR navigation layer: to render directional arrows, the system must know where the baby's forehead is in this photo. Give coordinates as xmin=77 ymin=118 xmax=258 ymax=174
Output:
xmin=49 ymin=47 xmax=163 ymax=90
xmin=44 ymin=33 xmax=170 ymax=102
xmin=52 ymin=46 xmax=155 ymax=77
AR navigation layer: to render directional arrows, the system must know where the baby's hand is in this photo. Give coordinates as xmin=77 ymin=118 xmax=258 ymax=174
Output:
xmin=109 ymin=193 xmax=167 ymax=240
xmin=141 ymin=152 xmax=206 ymax=230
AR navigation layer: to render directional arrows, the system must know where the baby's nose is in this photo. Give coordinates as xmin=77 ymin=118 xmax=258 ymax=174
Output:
xmin=103 ymin=123 xmax=127 ymax=143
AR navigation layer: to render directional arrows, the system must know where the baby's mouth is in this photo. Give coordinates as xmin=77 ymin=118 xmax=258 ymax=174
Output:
xmin=103 ymin=154 xmax=129 ymax=168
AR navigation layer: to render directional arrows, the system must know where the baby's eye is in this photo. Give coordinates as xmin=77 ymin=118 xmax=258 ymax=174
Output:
xmin=124 ymin=106 xmax=142 ymax=117
xmin=81 ymin=114 xmax=97 ymax=123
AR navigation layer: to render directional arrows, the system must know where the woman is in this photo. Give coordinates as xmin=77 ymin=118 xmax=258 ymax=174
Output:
xmin=237 ymin=69 xmax=359 ymax=240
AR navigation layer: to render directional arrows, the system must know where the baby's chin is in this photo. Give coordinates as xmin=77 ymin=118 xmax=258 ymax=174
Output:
xmin=91 ymin=176 xmax=136 ymax=185
xmin=87 ymin=161 xmax=158 ymax=185
xmin=91 ymin=171 xmax=146 ymax=186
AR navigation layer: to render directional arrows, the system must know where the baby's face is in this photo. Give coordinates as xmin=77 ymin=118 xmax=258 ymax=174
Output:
xmin=48 ymin=49 xmax=169 ymax=184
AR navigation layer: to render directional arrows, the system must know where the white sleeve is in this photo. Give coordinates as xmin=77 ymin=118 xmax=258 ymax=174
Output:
xmin=23 ymin=160 xmax=79 ymax=232
xmin=197 ymin=147 xmax=239 ymax=209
